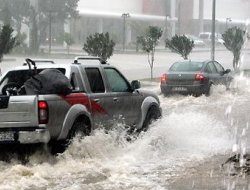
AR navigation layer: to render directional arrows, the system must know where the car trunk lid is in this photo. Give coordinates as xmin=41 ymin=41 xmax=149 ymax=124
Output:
xmin=166 ymin=72 xmax=197 ymax=85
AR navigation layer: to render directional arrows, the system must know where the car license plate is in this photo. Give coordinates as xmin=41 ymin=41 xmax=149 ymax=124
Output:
xmin=0 ymin=131 xmax=14 ymax=142
xmin=172 ymin=87 xmax=187 ymax=92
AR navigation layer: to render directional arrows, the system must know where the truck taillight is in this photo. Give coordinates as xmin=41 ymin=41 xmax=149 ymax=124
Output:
xmin=38 ymin=101 xmax=48 ymax=124
xmin=161 ymin=74 xmax=168 ymax=83
xmin=195 ymin=73 xmax=205 ymax=81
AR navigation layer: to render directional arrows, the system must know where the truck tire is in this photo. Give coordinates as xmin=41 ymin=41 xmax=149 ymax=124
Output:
xmin=67 ymin=121 xmax=90 ymax=140
xmin=139 ymin=105 xmax=161 ymax=132
xmin=49 ymin=121 xmax=90 ymax=154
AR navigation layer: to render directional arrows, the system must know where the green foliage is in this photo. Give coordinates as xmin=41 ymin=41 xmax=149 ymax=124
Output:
xmin=63 ymin=33 xmax=74 ymax=46
xmin=37 ymin=0 xmax=79 ymax=50
xmin=222 ymin=27 xmax=245 ymax=70
xmin=62 ymin=33 xmax=74 ymax=54
xmin=0 ymin=25 xmax=19 ymax=62
xmin=137 ymin=26 xmax=163 ymax=79
xmin=13 ymin=32 xmax=28 ymax=53
xmin=83 ymin=32 xmax=115 ymax=61
xmin=137 ymin=26 xmax=162 ymax=53
xmin=38 ymin=0 xmax=79 ymax=21
xmin=1 ymin=3 xmax=11 ymax=25
xmin=165 ymin=35 xmax=194 ymax=60
xmin=0 ymin=0 xmax=31 ymax=32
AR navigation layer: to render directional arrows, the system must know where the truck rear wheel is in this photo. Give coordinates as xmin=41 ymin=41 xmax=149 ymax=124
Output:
xmin=68 ymin=121 xmax=90 ymax=140
xmin=49 ymin=121 xmax=90 ymax=154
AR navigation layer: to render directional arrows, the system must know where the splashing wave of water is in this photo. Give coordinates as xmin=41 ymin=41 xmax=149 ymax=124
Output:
xmin=2 ymin=78 xmax=250 ymax=189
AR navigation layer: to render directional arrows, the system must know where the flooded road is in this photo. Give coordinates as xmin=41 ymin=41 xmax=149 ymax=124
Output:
xmin=0 ymin=76 xmax=249 ymax=189
xmin=0 ymin=54 xmax=250 ymax=189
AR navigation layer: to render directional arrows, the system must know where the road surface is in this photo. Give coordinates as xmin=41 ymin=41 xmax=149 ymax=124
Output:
xmin=0 ymin=51 xmax=249 ymax=189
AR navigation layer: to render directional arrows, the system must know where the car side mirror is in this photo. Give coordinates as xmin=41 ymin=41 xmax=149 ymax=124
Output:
xmin=131 ymin=80 xmax=141 ymax=90
xmin=224 ymin=69 xmax=231 ymax=74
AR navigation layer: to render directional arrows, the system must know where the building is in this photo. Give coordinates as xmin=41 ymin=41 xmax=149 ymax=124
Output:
xmin=193 ymin=0 xmax=250 ymax=35
xmin=70 ymin=0 xmax=178 ymax=48
xmin=28 ymin=0 xmax=250 ymax=48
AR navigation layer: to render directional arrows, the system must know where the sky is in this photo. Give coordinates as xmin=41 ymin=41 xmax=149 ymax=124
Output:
xmin=78 ymin=0 xmax=250 ymax=23
xmin=77 ymin=0 xmax=143 ymax=14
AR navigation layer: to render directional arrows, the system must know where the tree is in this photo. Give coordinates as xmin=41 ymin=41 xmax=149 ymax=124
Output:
xmin=37 ymin=0 xmax=79 ymax=43
xmin=1 ymin=3 xmax=11 ymax=25
xmin=165 ymin=35 xmax=194 ymax=60
xmin=29 ymin=8 xmax=39 ymax=54
xmin=13 ymin=32 xmax=28 ymax=54
xmin=222 ymin=27 xmax=245 ymax=70
xmin=83 ymin=32 xmax=115 ymax=61
xmin=0 ymin=25 xmax=19 ymax=62
xmin=137 ymin=26 xmax=162 ymax=79
xmin=0 ymin=0 xmax=31 ymax=33
xmin=63 ymin=33 xmax=74 ymax=54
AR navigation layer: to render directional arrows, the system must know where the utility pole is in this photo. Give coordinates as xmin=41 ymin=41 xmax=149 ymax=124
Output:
xmin=211 ymin=0 xmax=216 ymax=61
xmin=121 ymin=13 xmax=130 ymax=51
xmin=178 ymin=0 xmax=181 ymax=35
xmin=48 ymin=0 xmax=55 ymax=54
xmin=49 ymin=10 xmax=52 ymax=54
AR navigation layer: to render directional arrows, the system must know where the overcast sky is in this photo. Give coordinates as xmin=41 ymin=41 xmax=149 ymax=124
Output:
xmin=77 ymin=0 xmax=250 ymax=23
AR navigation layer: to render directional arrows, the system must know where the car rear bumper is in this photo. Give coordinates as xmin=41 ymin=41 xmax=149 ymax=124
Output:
xmin=160 ymin=84 xmax=206 ymax=95
xmin=0 ymin=128 xmax=50 ymax=144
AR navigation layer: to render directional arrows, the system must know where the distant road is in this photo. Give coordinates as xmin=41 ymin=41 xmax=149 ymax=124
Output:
xmin=2 ymin=49 xmax=249 ymax=80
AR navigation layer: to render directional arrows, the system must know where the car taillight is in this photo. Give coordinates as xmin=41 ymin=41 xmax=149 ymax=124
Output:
xmin=38 ymin=101 xmax=48 ymax=124
xmin=195 ymin=73 xmax=205 ymax=81
xmin=161 ymin=74 xmax=168 ymax=83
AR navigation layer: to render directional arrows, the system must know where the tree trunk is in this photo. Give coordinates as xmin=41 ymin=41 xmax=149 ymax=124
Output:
xmin=67 ymin=46 xmax=70 ymax=55
xmin=151 ymin=50 xmax=155 ymax=80
xmin=16 ymin=19 xmax=22 ymax=35
xmin=183 ymin=54 xmax=188 ymax=60
xmin=233 ymin=52 xmax=240 ymax=71
xmin=0 ymin=54 xmax=3 ymax=62
xmin=147 ymin=53 xmax=152 ymax=79
xmin=150 ymin=66 xmax=153 ymax=80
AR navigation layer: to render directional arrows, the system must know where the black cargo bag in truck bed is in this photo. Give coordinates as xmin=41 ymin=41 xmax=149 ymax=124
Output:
xmin=24 ymin=69 xmax=72 ymax=95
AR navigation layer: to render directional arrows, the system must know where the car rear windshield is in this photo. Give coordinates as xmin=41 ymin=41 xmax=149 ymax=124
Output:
xmin=169 ymin=62 xmax=204 ymax=72
xmin=199 ymin=33 xmax=210 ymax=39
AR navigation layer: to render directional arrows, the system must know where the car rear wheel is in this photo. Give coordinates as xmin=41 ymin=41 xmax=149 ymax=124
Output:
xmin=204 ymin=83 xmax=212 ymax=96
xmin=161 ymin=88 xmax=168 ymax=97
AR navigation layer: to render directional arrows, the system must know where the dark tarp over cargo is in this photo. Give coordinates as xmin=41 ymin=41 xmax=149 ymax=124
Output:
xmin=24 ymin=69 xmax=72 ymax=95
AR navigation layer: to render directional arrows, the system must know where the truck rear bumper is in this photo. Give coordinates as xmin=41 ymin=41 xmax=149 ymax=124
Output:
xmin=0 ymin=128 xmax=50 ymax=144
xmin=18 ymin=129 xmax=50 ymax=144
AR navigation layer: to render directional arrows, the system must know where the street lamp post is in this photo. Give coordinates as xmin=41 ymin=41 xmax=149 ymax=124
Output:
xmin=48 ymin=0 xmax=56 ymax=54
xmin=122 ymin=13 xmax=130 ymax=51
xmin=164 ymin=15 xmax=170 ymax=39
xmin=211 ymin=0 xmax=216 ymax=61
xmin=49 ymin=10 xmax=52 ymax=54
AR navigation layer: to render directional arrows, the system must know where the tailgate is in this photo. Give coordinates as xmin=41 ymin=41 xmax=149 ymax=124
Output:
xmin=0 ymin=95 xmax=38 ymax=128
